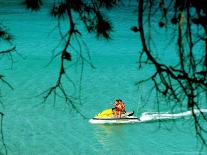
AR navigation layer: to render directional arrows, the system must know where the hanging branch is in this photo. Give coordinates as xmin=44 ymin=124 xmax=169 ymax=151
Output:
xmin=41 ymin=0 xmax=81 ymax=114
xmin=0 ymin=21 xmax=17 ymax=155
xmin=0 ymin=113 xmax=7 ymax=155
xmin=26 ymin=0 xmax=118 ymax=116
xmin=137 ymin=0 xmax=207 ymax=145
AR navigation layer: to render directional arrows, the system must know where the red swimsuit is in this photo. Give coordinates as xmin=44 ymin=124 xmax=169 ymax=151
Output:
xmin=114 ymin=101 xmax=125 ymax=114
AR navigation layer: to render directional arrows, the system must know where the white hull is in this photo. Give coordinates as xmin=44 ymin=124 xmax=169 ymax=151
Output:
xmin=89 ymin=116 xmax=139 ymax=124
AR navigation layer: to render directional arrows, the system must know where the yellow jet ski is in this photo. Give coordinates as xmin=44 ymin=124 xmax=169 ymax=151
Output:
xmin=89 ymin=109 xmax=139 ymax=124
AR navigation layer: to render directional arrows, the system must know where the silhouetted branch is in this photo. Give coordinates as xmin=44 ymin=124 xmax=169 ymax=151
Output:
xmin=0 ymin=47 xmax=16 ymax=55
xmin=0 ymin=21 xmax=16 ymax=155
xmin=0 ymin=75 xmax=13 ymax=90
xmin=26 ymin=0 xmax=116 ymax=116
xmin=0 ymin=113 xmax=7 ymax=155
xmin=0 ymin=26 xmax=15 ymax=90
xmin=41 ymin=1 xmax=79 ymax=108
xmin=137 ymin=0 xmax=207 ymax=144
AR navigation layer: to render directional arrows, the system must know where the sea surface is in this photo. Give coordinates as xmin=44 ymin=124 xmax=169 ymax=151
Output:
xmin=0 ymin=1 xmax=207 ymax=155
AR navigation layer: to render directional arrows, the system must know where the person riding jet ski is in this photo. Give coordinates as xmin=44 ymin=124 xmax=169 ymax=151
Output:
xmin=113 ymin=99 xmax=125 ymax=118
xmin=89 ymin=99 xmax=138 ymax=124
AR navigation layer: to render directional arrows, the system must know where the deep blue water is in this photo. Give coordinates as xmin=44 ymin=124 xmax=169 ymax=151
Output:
xmin=0 ymin=1 xmax=207 ymax=155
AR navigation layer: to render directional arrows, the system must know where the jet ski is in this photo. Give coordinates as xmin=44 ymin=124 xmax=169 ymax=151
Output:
xmin=89 ymin=109 xmax=139 ymax=124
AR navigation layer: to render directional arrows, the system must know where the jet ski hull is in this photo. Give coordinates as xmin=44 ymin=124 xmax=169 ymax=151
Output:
xmin=89 ymin=116 xmax=139 ymax=124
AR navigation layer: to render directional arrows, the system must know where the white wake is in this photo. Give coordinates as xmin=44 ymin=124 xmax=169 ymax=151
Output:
xmin=139 ymin=109 xmax=207 ymax=122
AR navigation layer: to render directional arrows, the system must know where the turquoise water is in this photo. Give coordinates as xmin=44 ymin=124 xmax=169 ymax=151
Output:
xmin=1 ymin=1 xmax=207 ymax=155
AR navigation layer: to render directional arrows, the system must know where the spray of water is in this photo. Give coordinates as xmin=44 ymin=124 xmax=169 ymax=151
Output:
xmin=138 ymin=109 xmax=207 ymax=122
